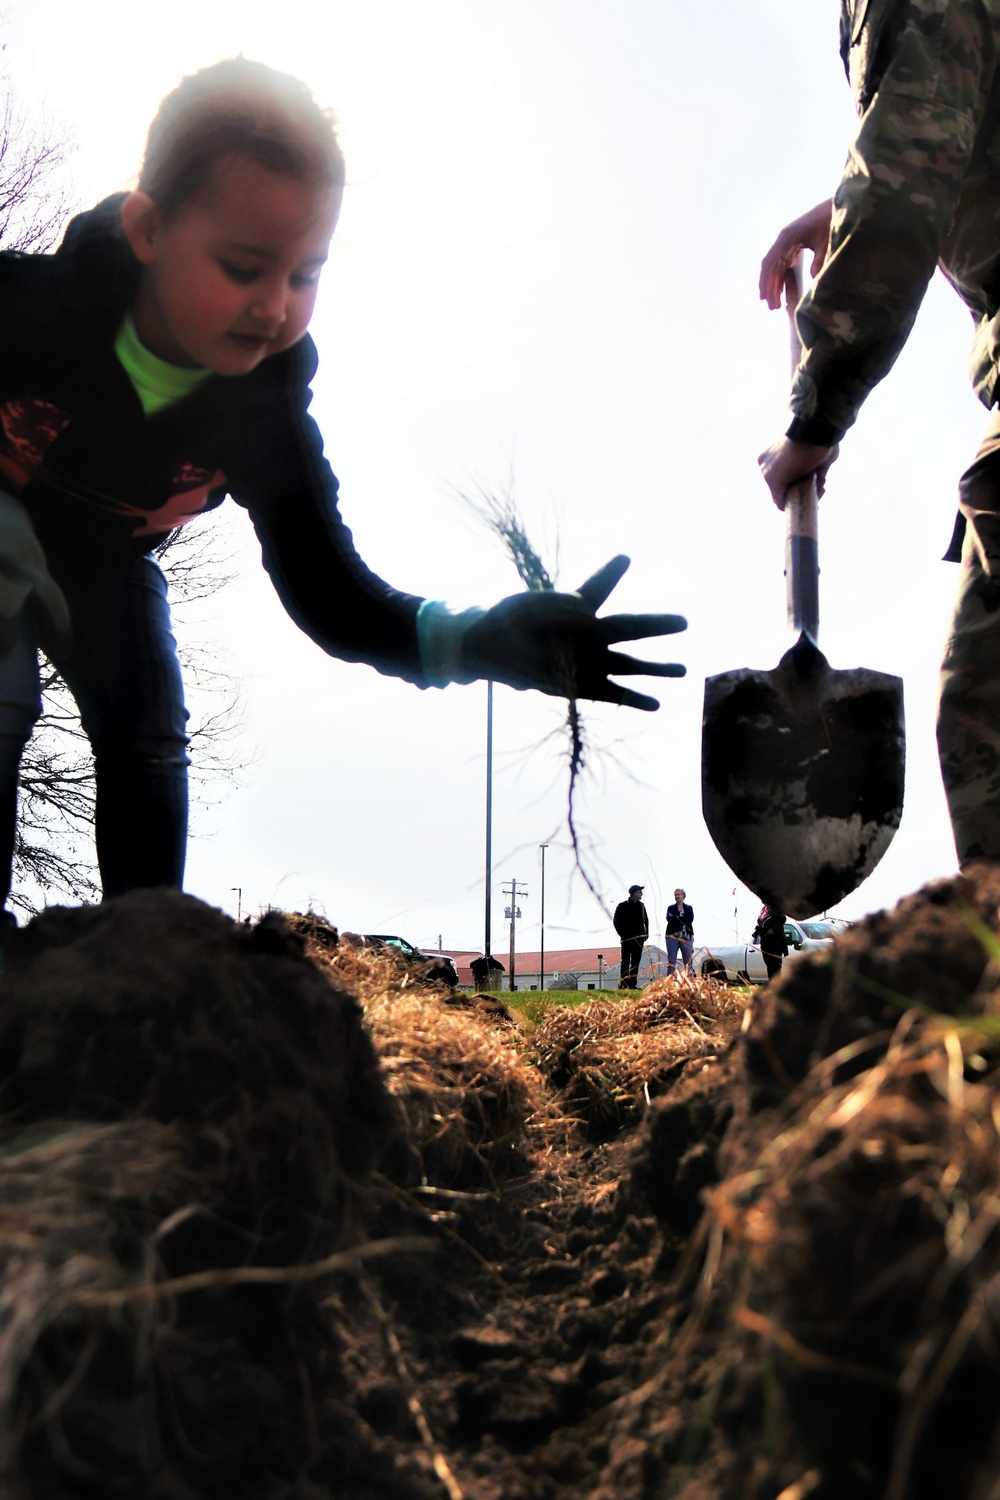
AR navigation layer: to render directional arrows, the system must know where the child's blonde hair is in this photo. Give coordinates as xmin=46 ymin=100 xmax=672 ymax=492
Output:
xmin=140 ymin=58 xmax=345 ymax=218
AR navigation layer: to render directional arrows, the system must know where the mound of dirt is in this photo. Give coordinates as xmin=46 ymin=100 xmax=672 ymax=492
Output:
xmin=611 ymin=864 xmax=1000 ymax=1500
xmin=0 ymin=891 xmax=395 ymax=1261
xmin=0 ymin=892 xmax=414 ymax=1499
xmin=739 ymin=862 xmax=1000 ymax=1110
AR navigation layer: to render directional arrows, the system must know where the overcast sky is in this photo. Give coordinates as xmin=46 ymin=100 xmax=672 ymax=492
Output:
xmin=3 ymin=1 xmax=979 ymax=950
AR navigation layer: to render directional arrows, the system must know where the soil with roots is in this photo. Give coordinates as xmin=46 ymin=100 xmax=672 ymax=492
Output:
xmin=1 ymin=872 xmax=999 ymax=1498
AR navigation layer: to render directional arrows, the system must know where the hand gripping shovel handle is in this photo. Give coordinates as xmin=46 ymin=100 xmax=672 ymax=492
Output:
xmin=784 ymin=263 xmax=820 ymax=644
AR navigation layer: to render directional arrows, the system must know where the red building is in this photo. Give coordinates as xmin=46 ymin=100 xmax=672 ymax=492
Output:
xmin=440 ymin=945 xmax=673 ymax=991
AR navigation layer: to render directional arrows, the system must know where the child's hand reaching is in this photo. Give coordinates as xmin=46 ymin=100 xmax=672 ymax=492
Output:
xmin=460 ymin=556 xmax=686 ymax=710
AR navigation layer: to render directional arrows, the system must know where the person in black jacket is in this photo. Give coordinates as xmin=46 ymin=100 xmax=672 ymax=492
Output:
xmin=665 ymin=888 xmax=695 ymax=977
xmin=613 ymin=884 xmax=648 ymax=989
xmin=752 ymin=906 xmax=788 ymax=981
xmin=470 ymin=954 xmax=504 ymax=993
xmin=0 ymin=57 xmax=687 ymax=916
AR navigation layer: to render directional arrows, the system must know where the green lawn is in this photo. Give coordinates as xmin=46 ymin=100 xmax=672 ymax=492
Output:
xmin=504 ymin=987 xmax=635 ymax=1030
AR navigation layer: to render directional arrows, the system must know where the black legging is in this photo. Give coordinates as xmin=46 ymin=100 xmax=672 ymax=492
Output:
xmin=0 ymin=557 xmax=189 ymax=906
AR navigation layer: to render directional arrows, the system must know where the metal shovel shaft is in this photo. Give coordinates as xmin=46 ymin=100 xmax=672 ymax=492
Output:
xmin=784 ymin=265 xmax=820 ymax=643
xmin=786 ymin=478 xmax=819 ymax=642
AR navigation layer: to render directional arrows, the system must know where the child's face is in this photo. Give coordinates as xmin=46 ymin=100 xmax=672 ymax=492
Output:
xmin=122 ymin=154 xmax=342 ymax=375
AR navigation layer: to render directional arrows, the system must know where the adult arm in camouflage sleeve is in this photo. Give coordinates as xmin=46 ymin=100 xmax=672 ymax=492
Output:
xmin=759 ymin=0 xmax=997 ymax=508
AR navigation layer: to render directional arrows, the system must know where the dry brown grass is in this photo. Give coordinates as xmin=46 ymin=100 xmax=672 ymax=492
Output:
xmin=285 ymin=911 xmax=555 ymax=1188
xmin=526 ymin=982 xmax=742 ymax=1141
xmin=365 ymin=992 xmax=554 ymax=1188
xmin=639 ymin=971 xmax=746 ymax=1021
xmin=287 ymin=913 xmax=745 ymax=1171
xmin=283 ymin=911 xmax=451 ymax=1003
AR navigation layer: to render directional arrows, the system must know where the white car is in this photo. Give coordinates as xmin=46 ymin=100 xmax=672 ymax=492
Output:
xmin=694 ymin=918 xmax=851 ymax=985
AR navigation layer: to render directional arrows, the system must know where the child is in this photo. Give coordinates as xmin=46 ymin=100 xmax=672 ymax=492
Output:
xmin=0 ymin=57 xmax=686 ymax=913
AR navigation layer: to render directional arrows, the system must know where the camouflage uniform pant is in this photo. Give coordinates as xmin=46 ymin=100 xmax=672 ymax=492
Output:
xmin=938 ymin=409 xmax=1000 ymax=864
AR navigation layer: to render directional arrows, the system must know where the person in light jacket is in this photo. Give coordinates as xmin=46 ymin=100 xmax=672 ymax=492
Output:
xmin=665 ymin=888 xmax=694 ymax=977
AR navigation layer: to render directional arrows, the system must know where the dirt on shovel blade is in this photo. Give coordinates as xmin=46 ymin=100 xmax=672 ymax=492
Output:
xmin=702 ymin=641 xmax=905 ymax=917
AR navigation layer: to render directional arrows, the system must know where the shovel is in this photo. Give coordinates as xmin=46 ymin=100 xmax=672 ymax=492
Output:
xmin=701 ymin=266 xmax=905 ymax=919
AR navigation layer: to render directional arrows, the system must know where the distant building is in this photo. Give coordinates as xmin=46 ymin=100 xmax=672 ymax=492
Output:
xmin=439 ymin=945 xmax=674 ymax=991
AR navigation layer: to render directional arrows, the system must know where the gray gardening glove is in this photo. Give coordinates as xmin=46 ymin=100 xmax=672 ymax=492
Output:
xmin=0 ymin=490 xmax=70 ymax=655
xmin=461 ymin=556 xmax=686 ymax=710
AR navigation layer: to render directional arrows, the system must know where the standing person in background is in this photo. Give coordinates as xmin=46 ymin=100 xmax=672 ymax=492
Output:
xmin=470 ymin=954 xmax=504 ymax=993
xmin=757 ymin=0 xmax=1000 ymax=867
xmin=613 ymin=884 xmax=648 ymax=990
xmin=665 ymin=887 xmax=694 ymax=977
xmin=752 ymin=905 xmax=788 ymax=981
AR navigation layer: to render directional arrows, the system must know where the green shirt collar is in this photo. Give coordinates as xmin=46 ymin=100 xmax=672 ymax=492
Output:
xmin=114 ymin=315 xmax=211 ymax=415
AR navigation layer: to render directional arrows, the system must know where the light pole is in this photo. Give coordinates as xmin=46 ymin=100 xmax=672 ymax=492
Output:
xmin=598 ymin=953 xmax=605 ymax=989
xmin=484 ymin=681 xmax=494 ymax=959
xmin=230 ymin=887 xmax=242 ymax=923
xmin=539 ymin=843 xmax=548 ymax=993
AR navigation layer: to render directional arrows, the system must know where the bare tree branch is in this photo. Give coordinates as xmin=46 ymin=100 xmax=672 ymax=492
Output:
xmin=0 ymin=85 xmax=74 ymax=255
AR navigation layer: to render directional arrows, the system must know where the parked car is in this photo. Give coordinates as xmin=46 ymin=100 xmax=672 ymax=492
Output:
xmin=694 ymin=918 xmax=851 ymax=985
xmin=361 ymin=934 xmax=458 ymax=987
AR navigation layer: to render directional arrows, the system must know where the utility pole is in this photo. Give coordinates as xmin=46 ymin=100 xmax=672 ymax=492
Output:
xmin=485 ymin=681 xmax=494 ymax=958
xmin=230 ymin=886 xmax=242 ymax=923
xmin=539 ymin=844 xmax=548 ymax=993
xmin=503 ymin=879 xmax=526 ymax=992
xmin=598 ymin=953 xmax=605 ymax=989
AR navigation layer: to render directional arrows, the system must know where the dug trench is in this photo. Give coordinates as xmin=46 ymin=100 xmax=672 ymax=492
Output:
xmin=1 ymin=872 xmax=1000 ymax=1498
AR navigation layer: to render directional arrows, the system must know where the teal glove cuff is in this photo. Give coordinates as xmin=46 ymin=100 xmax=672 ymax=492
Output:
xmin=416 ymin=599 xmax=488 ymax=687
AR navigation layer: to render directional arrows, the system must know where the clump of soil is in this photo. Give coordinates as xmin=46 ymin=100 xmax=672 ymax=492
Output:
xmin=742 ymin=862 xmax=1000 ymax=1109
xmin=6 ymin=870 xmax=1000 ymax=1499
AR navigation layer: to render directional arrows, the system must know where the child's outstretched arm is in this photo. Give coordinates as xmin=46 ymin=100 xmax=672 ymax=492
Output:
xmin=233 ymin=348 xmax=686 ymax=707
xmin=418 ymin=556 xmax=686 ymax=711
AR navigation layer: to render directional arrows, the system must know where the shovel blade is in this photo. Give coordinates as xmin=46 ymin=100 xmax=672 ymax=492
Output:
xmin=702 ymin=639 xmax=905 ymax=919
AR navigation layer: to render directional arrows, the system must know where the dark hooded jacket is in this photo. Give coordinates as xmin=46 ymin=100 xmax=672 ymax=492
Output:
xmin=613 ymin=897 xmax=649 ymax=942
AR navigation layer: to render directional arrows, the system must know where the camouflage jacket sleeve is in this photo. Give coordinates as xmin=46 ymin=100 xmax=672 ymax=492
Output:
xmin=789 ymin=0 xmax=996 ymax=446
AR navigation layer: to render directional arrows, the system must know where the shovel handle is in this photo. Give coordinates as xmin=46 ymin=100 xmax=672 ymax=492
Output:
xmin=786 ymin=478 xmax=819 ymax=641
xmin=784 ymin=263 xmax=819 ymax=643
